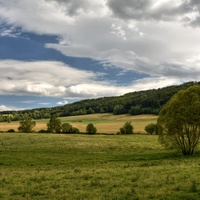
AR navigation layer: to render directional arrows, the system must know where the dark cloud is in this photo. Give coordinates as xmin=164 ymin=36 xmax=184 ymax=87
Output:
xmin=107 ymin=0 xmax=200 ymax=26
xmin=107 ymin=0 xmax=152 ymax=20
xmin=45 ymin=0 xmax=92 ymax=16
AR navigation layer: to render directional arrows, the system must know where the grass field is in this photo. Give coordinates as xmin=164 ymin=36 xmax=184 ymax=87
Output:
xmin=0 ymin=114 xmax=200 ymax=199
xmin=0 ymin=114 xmax=157 ymax=134
xmin=0 ymin=133 xmax=200 ymax=199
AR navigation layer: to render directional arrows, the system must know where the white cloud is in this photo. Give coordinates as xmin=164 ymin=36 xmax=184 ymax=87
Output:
xmin=0 ymin=60 xmax=97 ymax=97
xmin=111 ymin=23 xmax=127 ymax=40
xmin=0 ymin=59 xmax=189 ymax=102
xmin=0 ymin=26 xmax=21 ymax=38
xmin=1 ymin=0 xmax=200 ymax=75
xmin=0 ymin=60 xmax=135 ymax=99
xmin=0 ymin=0 xmax=200 ymax=107
xmin=57 ymin=100 xmax=68 ymax=105
xmin=0 ymin=105 xmax=13 ymax=111
xmin=0 ymin=104 xmax=25 ymax=111
xmin=0 ymin=0 xmax=75 ymax=35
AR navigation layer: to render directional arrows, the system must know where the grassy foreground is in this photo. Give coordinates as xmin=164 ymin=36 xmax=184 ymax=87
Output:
xmin=0 ymin=133 xmax=200 ymax=199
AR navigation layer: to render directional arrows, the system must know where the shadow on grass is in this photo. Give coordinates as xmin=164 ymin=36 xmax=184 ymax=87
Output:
xmin=112 ymin=149 xmax=200 ymax=164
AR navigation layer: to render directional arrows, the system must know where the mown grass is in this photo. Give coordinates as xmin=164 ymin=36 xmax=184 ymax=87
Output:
xmin=0 ymin=114 xmax=157 ymax=133
xmin=0 ymin=133 xmax=200 ymax=199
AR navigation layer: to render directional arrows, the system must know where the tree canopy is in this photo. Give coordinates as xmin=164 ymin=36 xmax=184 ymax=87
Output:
xmin=157 ymin=85 xmax=200 ymax=155
xmin=18 ymin=115 xmax=36 ymax=133
xmin=119 ymin=121 xmax=134 ymax=134
xmin=145 ymin=123 xmax=158 ymax=134
xmin=47 ymin=116 xmax=62 ymax=133
xmin=0 ymin=81 xmax=199 ymax=120
xmin=86 ymin=123 xmax=97 ymax=134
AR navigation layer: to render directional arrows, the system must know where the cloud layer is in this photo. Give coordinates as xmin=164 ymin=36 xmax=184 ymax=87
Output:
xmin=0 ymin=0 xmax=200 ymax=109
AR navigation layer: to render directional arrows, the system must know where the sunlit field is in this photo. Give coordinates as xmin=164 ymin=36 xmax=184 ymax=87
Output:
xmin=0 ymin=114 xmax=157 ymax=133
xmin=0 ymin=133 xmax=200 ymax=199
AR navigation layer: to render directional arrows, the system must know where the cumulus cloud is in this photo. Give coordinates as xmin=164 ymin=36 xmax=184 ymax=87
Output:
xmin=0 ymin=104 xmax=25 ymax=111
xmin=0 ymin=0 xmax=75 ymax=35
xmin=1 ymin=0 xmax=200 ymax=69
xmin=0 ymin=60 xmax=98 ymax=97
xmin=0 ymin=59 xmax=189 ymax=102
xmin=0 ymin=0 xmax=200 ymax=109
xmin=0 ymin=60 xmax=138 ymax=99
xmin=57 ymin=100 xmax=68 ymax=105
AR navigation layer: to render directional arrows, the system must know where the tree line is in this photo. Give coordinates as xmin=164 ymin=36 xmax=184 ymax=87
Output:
xmin=2 ymin=83 xmax=200 ymax=156
xmin=16 ymin=115 xmax=93 ymax=134
xmin=10 ymin=114 xmax=138 ymax=135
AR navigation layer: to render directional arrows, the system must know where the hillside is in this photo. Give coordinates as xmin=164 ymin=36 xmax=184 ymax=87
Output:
xmin=0 ymin=81 xmax=199 ymax=121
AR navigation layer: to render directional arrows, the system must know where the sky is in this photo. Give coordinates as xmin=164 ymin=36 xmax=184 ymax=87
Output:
xmin=0 ymin=0 xmax=200 ymax=111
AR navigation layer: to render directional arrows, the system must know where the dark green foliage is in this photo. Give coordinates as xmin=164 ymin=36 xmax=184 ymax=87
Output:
xmin=113 ymin=105 xmax=126 ymax=115
xmin=86 ymin=123 xmax=97 ymax=134
xmin=87 ymin=107 xmax=95 ymax=114
xmin=18 ymin=115 xmax=36 ymax=133
xmin=119 ymin=121 xmax=134 ymax=134
xmin=189 ymin=181 xmax=198 ymax=193
xmin=62 ymin=123 xmax=73 ymax=133
xmin=71 ymin=127 xmax=80 ymax=133
xmin=129 ymin=105 xmax=142 ymax=115
xmin=62 ymin=123 xmax=80 ymax=133
xmin=38 ymin=129 xmax=48 ymax=133
xmin=145 ymin=123 xmax=158 ymax=134
xmin=0 ymin=81 xmax=199 ymax=119
xmin=7 ymin=129 xmax=15 ymax=133
xmin=47 ymin=116 xmax=61 ymax=133
xmin=158 ymin=85 xmax=200 ymax=156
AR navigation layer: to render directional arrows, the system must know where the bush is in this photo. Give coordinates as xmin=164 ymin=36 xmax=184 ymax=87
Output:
xmin=38 ymin=129 xmax=48 ymax=133
xmin=7 ymin=129 xmax=15 ymax=133
xmin=145 ymin=123 xmax=158 ymax=134
xmin=119 ymin=121 xmax=134 ymax=134
xmin=71 ymin=127 xmax=80 ymax=133
xmin=86 ymin=123 xmax=97 ymax=134
xmin=62 ymin=123 xmax=80 ymax=133
xmin=62 ymin=123 xmax=73 ymax=133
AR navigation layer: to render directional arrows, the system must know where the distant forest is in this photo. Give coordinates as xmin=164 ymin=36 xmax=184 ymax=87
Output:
xmin=0 ymin=81 xmax=199 ymax=122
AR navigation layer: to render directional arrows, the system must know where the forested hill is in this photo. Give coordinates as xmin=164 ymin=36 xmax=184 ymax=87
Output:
xmin=0 ymin=81 xmax=199 ymax=121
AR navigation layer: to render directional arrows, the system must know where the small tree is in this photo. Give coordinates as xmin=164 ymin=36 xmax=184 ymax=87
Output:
xmin=86 ymin=123 xmax=97 ymax=134
xmin=119 ymin=121 xmax=134 ymax=134
xmin=71 ymin=127 xmax=80 ymax=133
xmin=158 ymin=85 xmax=200 ymax=156
xmin=145 ymin=123 xmax=158 ymax=134
xmin=47 ymin=116 xmax=61 ymax=133
xmin=62 ymin=123 xmax=80 ymax=133
xmin=18 ymin=114 xmax=36 ymax=133
xmin=62 ymin=123 xmax=73 ymax=133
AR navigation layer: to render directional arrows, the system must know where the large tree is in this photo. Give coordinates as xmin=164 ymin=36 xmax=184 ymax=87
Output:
xmin=157 ymin=85 xmax=200 ymax=155
xmin=18 ymin=115 xmax=36 ymax=133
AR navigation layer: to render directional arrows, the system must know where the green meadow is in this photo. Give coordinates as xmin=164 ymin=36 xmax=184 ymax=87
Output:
xmin=0 ymin=114 xmax=200 ymax=199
